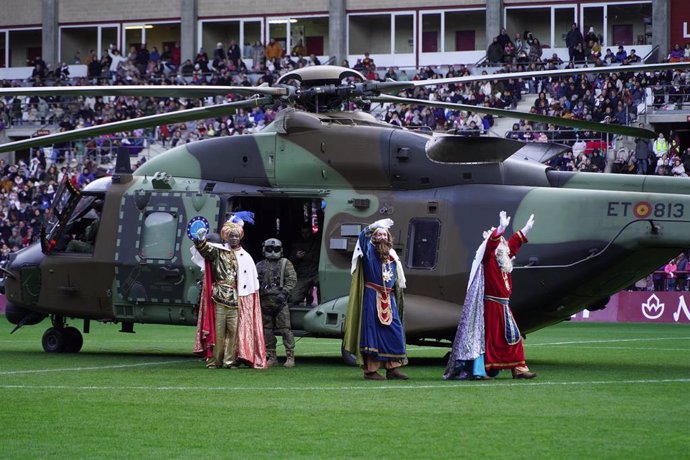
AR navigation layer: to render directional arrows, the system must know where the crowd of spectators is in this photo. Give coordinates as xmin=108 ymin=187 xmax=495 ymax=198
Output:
xmin=0 ymin=36 xmax=690 ymax=261
xmin=485 ymin=23 xmax=644 ymax=67
xmin=630 ymin=252 xmax=690 ymax=292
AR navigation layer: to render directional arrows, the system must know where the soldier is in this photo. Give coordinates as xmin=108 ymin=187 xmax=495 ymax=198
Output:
xmin=66 ymin=199 xmax=102 ymax=253
xmin=257 ymin=238 xmax=298 ymax=367
xmin=289 ymin=224 xmax=320 ymax=306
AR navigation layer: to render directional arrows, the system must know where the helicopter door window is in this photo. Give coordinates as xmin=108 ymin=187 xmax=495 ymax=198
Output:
xmin=406 ymin=218 xmax=440 ymax=270
xmin=140 ymin=212 xmax=177 ymax=259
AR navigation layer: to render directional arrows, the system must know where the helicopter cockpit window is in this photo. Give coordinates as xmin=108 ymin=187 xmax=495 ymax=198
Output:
xmin=45 ymin=193 xmax=104 ymax=254
xmin=140 ymin=212 xmax=177 ymax=259
xmin=406 ymin=218 xmax=440 ymax=270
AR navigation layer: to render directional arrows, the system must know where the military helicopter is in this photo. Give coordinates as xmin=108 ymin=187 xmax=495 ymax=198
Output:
xmin=1 ymin=62 xmax=690 ymax=356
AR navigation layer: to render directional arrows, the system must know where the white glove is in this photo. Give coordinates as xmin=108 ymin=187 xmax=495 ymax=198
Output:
xmin=195 ymin=227 xmax=208 ymax=241
xmin=497 ymin=211 xmax=510 ymax=234
xmin=521 ymin=214 xmax=535 ymax=235
xmin=369 ymin=218 xmax=394 ymax=231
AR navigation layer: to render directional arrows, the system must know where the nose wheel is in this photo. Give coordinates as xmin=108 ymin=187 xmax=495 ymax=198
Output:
xmin=41 ymin=316 xmax=84 ymax=353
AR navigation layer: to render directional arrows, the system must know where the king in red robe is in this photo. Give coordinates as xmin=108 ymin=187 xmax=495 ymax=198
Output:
xmin=482 ymin=211 xmax=536 ymax=379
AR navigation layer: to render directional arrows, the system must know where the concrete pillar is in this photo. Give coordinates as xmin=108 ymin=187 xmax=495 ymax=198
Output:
xmin=328 ymin=0 xmax=346 ymax=66
xmin=652 ymin=0 xmax=670 ymax=62
xmin=180 ymin=0 xmax=198 ymax=64
xmin=485 ymin=0 xmax=503 ymax=46
xmin=42 ymin=0 xmax=59 ymax=67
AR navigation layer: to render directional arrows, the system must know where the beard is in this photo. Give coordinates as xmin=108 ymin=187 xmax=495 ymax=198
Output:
xmin=374 ymin=239 xmax=393 ymax=262
xmin=495 ymin=240 xmax=514 ymax=273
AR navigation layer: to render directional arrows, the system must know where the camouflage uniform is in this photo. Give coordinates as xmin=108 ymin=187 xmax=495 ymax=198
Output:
xmin=65 ymin=216 xmax=99 ymax=253
xmin=256 ymin=257 xmax=297 ymax=360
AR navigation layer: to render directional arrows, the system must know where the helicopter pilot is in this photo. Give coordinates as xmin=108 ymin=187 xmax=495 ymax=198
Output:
xmin=65 ymin=199 xmax=103 ymax=253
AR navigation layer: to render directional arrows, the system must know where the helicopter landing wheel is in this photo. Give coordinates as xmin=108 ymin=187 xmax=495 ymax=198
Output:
xmin=63 ymin=327 xmax=83 ymax=353
xmin=42 ymin=327 xmax=66 ymax=353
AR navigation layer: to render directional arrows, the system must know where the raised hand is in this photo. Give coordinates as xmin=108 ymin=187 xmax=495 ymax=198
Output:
xmin=498 ymin=211 xmax=511 ymax=233
xmin=193 ymin=227 xmax=208 ymax=244
xmin=521 ymin=214 xmax=535 ymax=235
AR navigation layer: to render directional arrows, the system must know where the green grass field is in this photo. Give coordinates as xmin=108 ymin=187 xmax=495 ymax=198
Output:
xmin=0 ymin=317 xmax=688 ymax=459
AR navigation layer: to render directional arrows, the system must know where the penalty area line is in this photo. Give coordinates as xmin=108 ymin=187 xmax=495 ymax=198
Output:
xmin=0 ymin=378 xmax=689 ymax=392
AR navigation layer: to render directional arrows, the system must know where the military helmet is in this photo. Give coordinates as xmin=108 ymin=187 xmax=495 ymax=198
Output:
xmin=262 ymin=238 xmax=283 ymax=260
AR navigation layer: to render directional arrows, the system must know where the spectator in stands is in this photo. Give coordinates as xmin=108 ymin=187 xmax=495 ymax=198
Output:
xmin=603 ymin=48 xmax=616 ymax=65
xmin=526 ymin=32 xmax=542 ymax=63
xmin=615 ymin=46 xmax=628 ymax=63
xmin=265 ymin=38 xmax=283 ymax=63
xmin=656 ymin=153 xmax=672 ymax=175
xmin=487 ymin=37 xmax=504 ymax=64
xmin=566 ymin=23 xmax=584 ymax=63
xmin=496 ymin=28 xmax=513 ymax=50
xmin=195 ymin=48 xmax=210 ymax=74
xmin=572 ymin=43 xmax=585 ymax=64
xmin=668 ymin=44 xmax=684 ymax=62
xmin=653 ymin=132 xmax=669 ymax=158
xmin=514 ymin=33 xmax=527 ymax=57
xmin=107 ymin=46 xmax=127 ymax=77
xmin=671 ymin=157 xmax=687 ymax=177
xmin=676 ymin=253 xmax=688 ymax=291
xmin=665 ymin=258 xmax=678 ymax=291
xmin=251 ymin=41 xmax=264 ymax=71
xmin=227 ymin=41 xmax=241 ymax=69
xmin=628 ymin=49 xmax=640 ymax=63
xmin=635 ymin=129 xmax=652 ymax=175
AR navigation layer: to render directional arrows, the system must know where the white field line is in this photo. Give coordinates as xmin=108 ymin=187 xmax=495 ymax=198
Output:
xmin=0 ymin=378 xmax=689 ymax=392
xmin=0 ymin=359 xmax=192 ymax=375
xmin=529 ymin=337 xmax=690 ymax=346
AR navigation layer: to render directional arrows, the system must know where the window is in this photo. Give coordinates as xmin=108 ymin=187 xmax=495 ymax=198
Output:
xmin=406 ymin=219 xmax=440 ymax=269
xmin=140 ymin=212 xmax=177 ymax=259
xmin=348 ymin=14 xmax=391 ymax=55
xmin=394 ymin=14 xmax=414 ymax=54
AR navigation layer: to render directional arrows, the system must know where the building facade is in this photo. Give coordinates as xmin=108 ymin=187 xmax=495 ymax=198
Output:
xmin=0 ymin=0 xmax=683 ymax=72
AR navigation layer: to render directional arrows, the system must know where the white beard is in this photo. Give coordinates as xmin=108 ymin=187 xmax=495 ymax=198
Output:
xmin=495 ymin=240 xmax=514 ymax=273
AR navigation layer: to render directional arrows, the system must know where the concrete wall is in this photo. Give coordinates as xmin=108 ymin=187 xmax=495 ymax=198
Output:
xmin=0 ymin=0 xmax=41 ymax=26
xmin=58 ymin=0 xmax=181 ymax=22
xmin=198 ymin=0 xmax=328 ymax=16
xmin=348 ymin=0 xmax=482 ymax=9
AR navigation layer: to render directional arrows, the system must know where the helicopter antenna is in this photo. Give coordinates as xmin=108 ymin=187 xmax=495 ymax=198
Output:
xmin=115 ymin=146 xmax=133 ymax=175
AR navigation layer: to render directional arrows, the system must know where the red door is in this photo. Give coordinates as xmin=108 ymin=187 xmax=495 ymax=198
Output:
xmin=305 ymin=36 xmax=323 ymax=56
xmin=422 ymin=31 xmax=438 ymax=52
xmin=612 ymin=25 xmax=633 ymax=46
xmin=26 ymin=47 xmax=42 ymax=64
xmin=455 ymin=30 xmax=475 ymax=51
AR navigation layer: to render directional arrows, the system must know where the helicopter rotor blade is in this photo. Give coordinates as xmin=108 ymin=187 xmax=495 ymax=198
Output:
xmin=0 ymin=96 xmax=272 ymax=154
xmin=0 ymin=84 xmax=287 ymax=98
xmin=370 ymin=61 xmax=690 ymax=93
xmin=371 ymin=94 xmax=657 ymax=138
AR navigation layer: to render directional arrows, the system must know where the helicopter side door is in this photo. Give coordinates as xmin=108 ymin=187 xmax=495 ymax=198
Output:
xmin=111 ymin=186 xmax=220 ymax=325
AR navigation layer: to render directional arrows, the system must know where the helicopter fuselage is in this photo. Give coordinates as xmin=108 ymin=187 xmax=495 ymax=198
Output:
xmin=5 ymin=111 xmax=690 ymax=351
